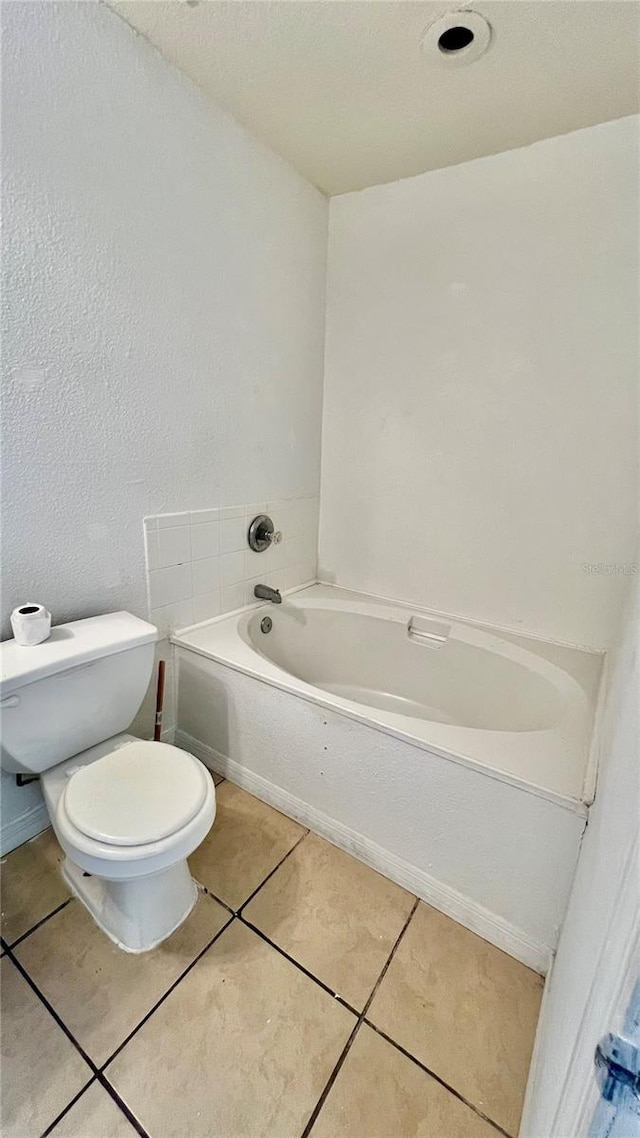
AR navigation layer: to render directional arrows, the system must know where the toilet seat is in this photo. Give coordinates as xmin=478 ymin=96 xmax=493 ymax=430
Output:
xmin=62 ymin=740 xmax=210 ymax=847
xmin=45 ymin=734 xmax=217 ymax=882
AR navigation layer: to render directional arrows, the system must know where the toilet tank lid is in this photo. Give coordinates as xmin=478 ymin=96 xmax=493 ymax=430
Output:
xmin=0 ymin=612 xmax=158 ymax=697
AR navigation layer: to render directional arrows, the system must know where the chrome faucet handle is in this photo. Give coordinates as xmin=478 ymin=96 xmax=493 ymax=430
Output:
xmin=248 ymin=515 xmax=282 ymax=552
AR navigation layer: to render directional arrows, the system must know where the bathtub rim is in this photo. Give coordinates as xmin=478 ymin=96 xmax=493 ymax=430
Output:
xmin=172 ymin=586 xmax=595 ymax=815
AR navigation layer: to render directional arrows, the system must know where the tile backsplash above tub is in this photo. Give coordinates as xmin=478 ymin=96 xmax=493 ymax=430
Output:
xmin=143 ymin=497 xmax=319 ymax=635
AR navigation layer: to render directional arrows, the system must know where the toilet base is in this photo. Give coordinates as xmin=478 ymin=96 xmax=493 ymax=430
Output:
xmin=63 ymin=855 xmax=198 ymax=953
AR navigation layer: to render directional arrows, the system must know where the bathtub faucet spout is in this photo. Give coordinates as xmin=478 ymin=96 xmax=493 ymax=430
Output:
xmin=254 ymin=583 xmax=282 ymax=604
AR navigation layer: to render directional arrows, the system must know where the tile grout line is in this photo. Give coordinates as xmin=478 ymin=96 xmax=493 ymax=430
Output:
xmin=240 ymin=873 xmax=514 ymax=1138
xmin=362 ymin=1019 xmax=514 ymax=1138
xmin=99 ymin=913 xmax=235 ymax=1072
xmin=8 ymin=856 xmax=426 ymax=1137
xmin=196 ymin=883 xmax=235 ymax=917
xmin=6 ymin=896 xmax=74 ymax=951
xmin=299 ymin=895 xmax=421 ymax=1138
xmin=97 ymin=830 xmax=379 ymax=1077
xmin=4 ymin=947 xmax=100 ymax=1074
xmin=98 ymin=840 xmax=412 ymax=1099
xmin=14 ymin=905 xmax=512 ymax=1138
xmin=41 ymin=1072 xmax=152 ymax=1138
xmin=4 ymin=828 xmax=310 ymax=1121
xmin=96 ymin=1071 xmax=152 ymax=1138
xmin=12 ymin=906 xmax=234 ymax=1135
xmin=4 ymin=830 xmax=512 ymax=1137
xmin=239 ymin=916 xmax=360 ymax=1018
xmin=237 ymin=828 xmax=310 ymax=915
xmin=356 ymin=892 xmax=514 ymax=1138
xmin=362 ymin=896 xmax=420 ymax=1017
xmin=197 ymin=827 xmax=310 ymax=922
xmin=41 ymin=1075 xmax=98 ymax=1137
xmin=301 ymin=1022 xmax=362 ymax=1138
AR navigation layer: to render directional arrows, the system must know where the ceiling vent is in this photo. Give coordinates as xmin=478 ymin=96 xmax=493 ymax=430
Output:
xmin=422 ymin=11 xmax=492 ymax=68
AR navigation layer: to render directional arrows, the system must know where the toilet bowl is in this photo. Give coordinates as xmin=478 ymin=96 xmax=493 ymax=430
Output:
xmin=42 ymin=734 xmax=217 ymax=952
xmin=1 ymin=610 xmax=217 ymax=953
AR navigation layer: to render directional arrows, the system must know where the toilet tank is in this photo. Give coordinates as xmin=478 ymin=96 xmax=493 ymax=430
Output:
xmin=0 ymin=612 xmax=157 ymax=774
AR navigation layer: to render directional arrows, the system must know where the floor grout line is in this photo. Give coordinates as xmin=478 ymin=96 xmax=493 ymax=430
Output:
xmin=99 ymin=912 xmax=235 ymax=1072
xmin=41 ymin=1076 xmax=98 ymax=1137
xmin=361 ymin=896 xmax=419 ymax=1019
xmin=4 ymin=947 xmax=100 ymax=1075
xmin=239 ymin=917 xmax=360 ymax=1017
xmin=97 ymin=1071 xmax=152 ymax=1138
xmin=2 ymin=828 xmax=312 ymax=1128
xmin=41 ymin=1069 xmax=152 ymax=1138
xmin=300 ymin=894 xmax=421 ymax=1138
xmin=196 ymin=827 xmax=310 ymax=922
xmin=4 ymin=825 xmax=520 ymax=1138
xmin=237 ymin=828 xmax=310 ymax=914
xmin=7 ymin=901 xmax=233 ymax=1134
xmin=11 ymin=884 xmax=515 ymax=1138
xmin=6 ymin=896 xmax=74 ymax=951
xmin=362 ymin=1019 xmax=514 ymax=1138
xmin=301 ymin=1020 xmax=363 ymax=1138
xmin=197 ymin=883 xmax=235 ymax=916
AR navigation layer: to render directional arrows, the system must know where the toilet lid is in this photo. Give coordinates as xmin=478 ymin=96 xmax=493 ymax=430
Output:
xmin=63 ymin=741 xmax=210 ymax=846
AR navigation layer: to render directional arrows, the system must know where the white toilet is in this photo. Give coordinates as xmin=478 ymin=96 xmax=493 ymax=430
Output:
xmin=0 ymin=611 xmax=216 ymax=952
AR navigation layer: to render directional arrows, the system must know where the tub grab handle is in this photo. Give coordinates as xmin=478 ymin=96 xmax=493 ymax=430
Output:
xmin=407 ymin=616 xmax=450 ymax=648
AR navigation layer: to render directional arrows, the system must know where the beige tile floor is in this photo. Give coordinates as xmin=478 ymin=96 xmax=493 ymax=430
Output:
xmin=1 ymin=779 xmax=544 ymax=1138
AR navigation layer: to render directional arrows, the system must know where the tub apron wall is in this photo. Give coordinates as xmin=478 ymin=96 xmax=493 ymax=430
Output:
xmin=175 ymin=648 xmax=586 ymax=972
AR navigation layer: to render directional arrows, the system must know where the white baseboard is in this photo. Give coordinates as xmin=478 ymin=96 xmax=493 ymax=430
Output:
xmin=1 ymin=802 xmax=50 ymax=857
xmin=177 ymin=729 xmax=552 ymax=974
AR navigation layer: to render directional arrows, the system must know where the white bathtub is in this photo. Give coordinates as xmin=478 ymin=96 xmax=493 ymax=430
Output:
xmin=173 ymin=584 xmax=602 ymax=971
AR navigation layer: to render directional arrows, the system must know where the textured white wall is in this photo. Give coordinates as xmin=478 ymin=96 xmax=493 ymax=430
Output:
xmin=319 ymin=118 xmax=639 ymax=649
xmin=521 ymin=572 xmax=639 ymax=1135
xmin=1 ymin=1 xmax=327 ymax=638
xmin=1 ymin=0 xmax=327 ymax=846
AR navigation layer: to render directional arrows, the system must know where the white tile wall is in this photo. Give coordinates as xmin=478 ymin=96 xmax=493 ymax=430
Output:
xmin=143 ymin=497 xmax=319 ymax=634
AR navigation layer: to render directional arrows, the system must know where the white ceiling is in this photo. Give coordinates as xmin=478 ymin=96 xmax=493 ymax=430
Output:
xmin=110 ymin=0 xmax=640 ymax=195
